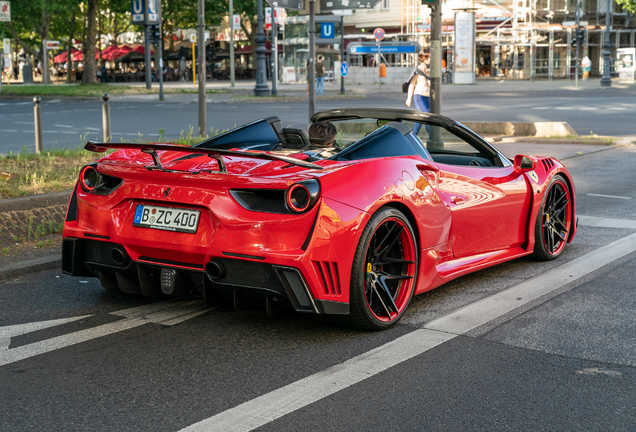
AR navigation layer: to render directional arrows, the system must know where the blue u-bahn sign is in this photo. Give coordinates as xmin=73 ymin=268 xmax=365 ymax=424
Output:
xmin=348 ymin=42 xmax=420 ymax=55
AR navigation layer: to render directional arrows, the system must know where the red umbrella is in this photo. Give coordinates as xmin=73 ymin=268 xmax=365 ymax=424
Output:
xmin=53 ymin=48 xmax=82 ymax=63
xmin=99 ymin=45 xmax=132 ymax=61
xmin=132 ymin=45 xmax=154 ymax=55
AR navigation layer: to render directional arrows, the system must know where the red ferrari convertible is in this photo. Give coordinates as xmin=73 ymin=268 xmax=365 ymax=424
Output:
xmin=62 ymin=108 xmax=576 ymax=330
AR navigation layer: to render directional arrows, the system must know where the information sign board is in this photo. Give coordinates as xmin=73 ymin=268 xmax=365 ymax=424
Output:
xmin=454 ymin=11 xmax=475 ymax=84
xmin=265 ymin=0 xmax=302 ymax=10
xmin=348 ymin=42 xmax=419 ymax=54
xmin=46 ymin=40 xmax=60 ymax=50
xmin=321 ymin=23 xmax=335 ymax=39
xmin=131 ymin=0 xmax=158 ymax=25
xmin=0 ymin=1 xmax=10 ymax=22
xmin=341 ymin=61 xmax=348 ymax=76
xmin=319 ymin=0 xmax=381 ymax=11
xmin=232 ymin=14 xmax=241 ymax=31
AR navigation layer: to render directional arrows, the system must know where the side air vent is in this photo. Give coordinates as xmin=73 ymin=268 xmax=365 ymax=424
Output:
xmin=312 ymin=261 xmax=341 ymax=296
xmin=540 ymin=158 xmax=554 ymax=171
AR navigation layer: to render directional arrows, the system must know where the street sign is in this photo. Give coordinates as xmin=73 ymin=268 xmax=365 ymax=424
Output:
xmin=2 ymin=38 xmax=9 ymax=53
xmin=0 ymin=1 xmax=10 ymax=22
xmin=341 ymin=61 xmax=348 ymax=77
xmin=265 ymin=0 xmax=302 ymax=10
xmin=265 ymin=7 xmax=272 ymax=31
xmin=320 ymin=0 xmax=382 ymax=11
xmin=46 ymin=40 xmax=60 ymax=50
xmin=348 ymin=42 xmax=420 ymax=54
xmin=321 ymin=22 xmax=335 ymax=39
xmin=232 ymin=14 xmax=241 ymax=31
xmin=189 ymin=33 xmax=197 ymax=43
xmin=131 ymin=0 xmax=158 ymax=25
xmin=373 ymin=28 xmax=385 ymax=41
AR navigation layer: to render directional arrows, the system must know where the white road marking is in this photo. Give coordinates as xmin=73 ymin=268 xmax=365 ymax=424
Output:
xmin=84 ymin=127 xmax=101 ymax=131
xmin=587 ymin=193 xmax=632 ymax=200
xmin=1 ymin=130 xmax=18 ymax=132
xmin=531 ymin=107 xmax=551 ymax=110
xmin=179 ymin=231 xmax=636 ymax=432
xmin=1 ymin=315 xmax=91 ymax=350
xmin=14 ymin=121 xmax=34 ymax=125
xmin=579 ymin=107 xmax=599 ymax=110
xmin=180 ymin=330 xmax=456 ymax=432
xmin=0 ymin=299 xmax=214 ymax=367
xmin=578 ymin=215 xmax=636 ymax=229
xmin=424 ymin=231 xmax=636 ymax=334
xmin=54 ymin=124 xmax=73 ymax=128
xmin=60 ymin=131 xmax=78 ymax=134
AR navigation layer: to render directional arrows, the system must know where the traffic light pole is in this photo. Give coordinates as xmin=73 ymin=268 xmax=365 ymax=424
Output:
xmin=601 ymin=0 xmax=612 ymax=87
xmin=230 ymin=0 xmax=235 ymax=87
xmin=575 ymin=0 xmax=580 ymax=88
xmin=198 ymin=0 xmax=207 ymax=136
xmin=308 ymin=0 xmax=316 ymax=120
xmin=428 ymin=1 xmax=443 ymax=150
xmin=272 ymin=21 xmax=278 ymax=96
xmin=157 ymin=2 xmax=164 ymax=101
xmin=144 ymin=4 xmax=152 ymax=89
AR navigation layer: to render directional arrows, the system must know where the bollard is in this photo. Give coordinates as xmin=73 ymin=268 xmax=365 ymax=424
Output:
xmin=102 ymin=93 xmax=111 ymax=142
xmin=33 ymin=97 xmax=43 ymax=154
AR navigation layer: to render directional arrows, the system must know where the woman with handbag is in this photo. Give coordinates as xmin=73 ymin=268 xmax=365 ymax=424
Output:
xmin=405 ymin=48 xmax=431 ymax=136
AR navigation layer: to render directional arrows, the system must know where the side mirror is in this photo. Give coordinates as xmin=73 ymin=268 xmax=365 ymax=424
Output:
xmin=514 ymin=155 xmax=536 ymax=172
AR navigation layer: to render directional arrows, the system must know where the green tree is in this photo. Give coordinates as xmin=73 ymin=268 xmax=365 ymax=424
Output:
xmin=615 ymin=0 xmax=636 ymax=12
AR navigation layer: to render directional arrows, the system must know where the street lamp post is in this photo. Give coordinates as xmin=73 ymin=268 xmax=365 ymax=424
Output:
xmin=198 ymin=0 xmax=207 ymax=136
xmin=600 ymin=0 xmax=612 ymax=87
xmin=308 ymin=0 xmax=316 ymax=120
xmin=254 ymin=0 xmax=270 ymax=96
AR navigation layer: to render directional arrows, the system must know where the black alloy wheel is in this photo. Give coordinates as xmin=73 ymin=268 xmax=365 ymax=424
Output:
xmin=344 ymin=207 xmax=418 ymax=331
xmin=532 ymin=175 xmax=572 ymax=261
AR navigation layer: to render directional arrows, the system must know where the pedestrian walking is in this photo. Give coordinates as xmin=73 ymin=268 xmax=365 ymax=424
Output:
xmin=581 ymin=56 xmax=592 ymax=80
xmin=315 ymin=55 xmax=325 ymax=95
xmin=405 ymin=48 xmax=431 ymax=136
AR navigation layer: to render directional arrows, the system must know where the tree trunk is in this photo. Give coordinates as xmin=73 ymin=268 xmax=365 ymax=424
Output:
xmin=82 ymin=0 xmax=99 ymax=84
xmin=66 ymin=12 xmax=76 ymax=84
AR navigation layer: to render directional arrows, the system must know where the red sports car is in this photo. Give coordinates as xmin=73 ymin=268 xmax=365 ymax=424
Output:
xmin=62 ymin=108 xmax=576 ymax=330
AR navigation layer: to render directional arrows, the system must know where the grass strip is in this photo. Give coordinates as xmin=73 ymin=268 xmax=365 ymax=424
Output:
xmin=0 ymin=127 xmax=215 ymax=199
xmin=0 ymin=83 xmax=228 ymax=97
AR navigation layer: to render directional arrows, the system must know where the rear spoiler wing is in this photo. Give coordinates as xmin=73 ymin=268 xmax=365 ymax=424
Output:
xmin=84 ymin=141 xmax=324 ymax=172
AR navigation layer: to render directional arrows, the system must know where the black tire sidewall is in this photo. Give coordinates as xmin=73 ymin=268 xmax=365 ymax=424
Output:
xmin=532 ymin=175 xmax=571 ymax=261
xmin=347 ymin=207 xmax=418 ymax=330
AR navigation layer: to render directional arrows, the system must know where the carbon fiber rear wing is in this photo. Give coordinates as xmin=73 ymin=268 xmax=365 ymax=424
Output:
xmin=84 ymin=141 xmax=324 ymax=172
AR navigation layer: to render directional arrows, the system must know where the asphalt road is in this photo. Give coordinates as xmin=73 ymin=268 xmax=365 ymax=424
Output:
xmin=1 ymin=144 xmax=636 ymax=431
xmin=1 ymin=84 xmax=636 ymax=155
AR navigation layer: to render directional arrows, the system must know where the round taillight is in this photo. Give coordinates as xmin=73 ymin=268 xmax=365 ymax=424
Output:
xmin=287 ymin=184 xmax=311 ymax=213
xmin=80 ymin=166 xmax=99 ymax=192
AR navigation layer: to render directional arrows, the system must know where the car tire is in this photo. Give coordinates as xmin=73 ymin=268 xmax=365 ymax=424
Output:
xmin=531 ymin=175 xmax=573 ymax=261
xmin=343 ymin=207 xmax=418 ymax=331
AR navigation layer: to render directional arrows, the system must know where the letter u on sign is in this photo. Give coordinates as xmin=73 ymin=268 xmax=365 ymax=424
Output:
xmin=321 ymin=23 xmax=335 ymax=39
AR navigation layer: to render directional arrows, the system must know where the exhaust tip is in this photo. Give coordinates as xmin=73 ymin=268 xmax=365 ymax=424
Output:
xmin=205 ymin=260 xmax=226 ymax=281
xmin=111 ymin=248 xmax=126 ymax=265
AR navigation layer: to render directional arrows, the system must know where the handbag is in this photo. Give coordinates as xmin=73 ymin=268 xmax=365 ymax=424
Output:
xmin=402 ymin=67 xmax=430 ymax=93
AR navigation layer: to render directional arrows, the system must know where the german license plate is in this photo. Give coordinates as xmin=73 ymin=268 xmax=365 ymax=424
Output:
xmin=133 ymin=204 xmax=200 ymax=234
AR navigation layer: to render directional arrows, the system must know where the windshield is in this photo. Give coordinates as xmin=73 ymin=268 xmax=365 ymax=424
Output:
xmin=320 ymin=118 xmax=473 ymax=154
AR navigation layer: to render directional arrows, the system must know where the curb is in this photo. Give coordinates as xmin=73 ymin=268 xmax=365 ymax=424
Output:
xmin=0 ymin=255 xmax=61 ymax=283
xmin=0 ymin=190 xmax=72 ymax=213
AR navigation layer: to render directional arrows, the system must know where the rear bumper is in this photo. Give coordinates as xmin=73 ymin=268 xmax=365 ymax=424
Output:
xmin=62 ymin=237 xmax=349 ymax=315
